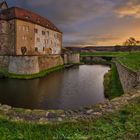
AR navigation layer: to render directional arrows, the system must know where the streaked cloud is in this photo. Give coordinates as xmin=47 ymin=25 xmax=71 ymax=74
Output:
xmin=115 ymin=1 xmax=140 ymax=18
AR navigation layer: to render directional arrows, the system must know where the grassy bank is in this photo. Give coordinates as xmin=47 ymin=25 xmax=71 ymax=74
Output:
xmin=0 ymin=97 xmax=140 ymax=139
xmin=118 ymin=52 xmax=140 ymax=72
xmin=80 ymin=56 xmax=124 ymax=99
xmin=0 ymin=65 xmax=64 ymax=79
xmin=104 ymin=63 xmax=124 ymax=99
xmin=80 ymin=52 xmax=129 ymax=57
xmin=80 ymin=51 xmax=140 ymax=72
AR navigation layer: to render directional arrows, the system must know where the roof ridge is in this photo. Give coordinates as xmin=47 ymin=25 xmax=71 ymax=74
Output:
xmin=0 ymin=6 xmax=61 ymax=33
xmin=9 ymin=6 xmax=61 ymax=32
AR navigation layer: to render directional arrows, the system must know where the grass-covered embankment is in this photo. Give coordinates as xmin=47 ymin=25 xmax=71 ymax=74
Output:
xmin=81 ymin=51 xmax=140 ymax=72
xmin=117 ymin=52 xmax=140 ymax=72
xmin=0 ymin=65 xmax=64 ymax=79
xmin=80 ymin=52 xmax=129 ymax=57
xmin=104 ymin=63 xmax=124 ymax=99
xmin=0 ymin=97 xmax=140 ymax=139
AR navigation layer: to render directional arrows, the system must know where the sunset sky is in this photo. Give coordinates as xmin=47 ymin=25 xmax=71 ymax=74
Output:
xmin=3 ymin=0 xmax=140 ymax=47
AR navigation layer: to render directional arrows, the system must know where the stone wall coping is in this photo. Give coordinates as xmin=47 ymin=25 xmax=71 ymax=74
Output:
xmin=0 ymin=87 xmax=139 ymax=124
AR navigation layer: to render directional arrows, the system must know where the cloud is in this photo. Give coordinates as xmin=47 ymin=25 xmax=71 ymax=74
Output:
xmin=115 ymin=1 xmax=140 ymax=18
xmin=4 ymin=0 xmax=140 ymax=46
xmin=26 ymin=0 xmax=113 ymax=24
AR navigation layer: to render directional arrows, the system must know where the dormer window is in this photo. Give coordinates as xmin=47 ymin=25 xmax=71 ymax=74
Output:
xmin=25 ymin=16 xmax=30 ymax=19
xmin=37 ymin=19 xmax=40 ymax=23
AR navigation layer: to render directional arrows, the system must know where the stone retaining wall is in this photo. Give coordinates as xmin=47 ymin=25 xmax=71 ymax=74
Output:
xmin=0 ymin=86 xmax=139 ymax=123
xmin=81 ymin=56 xmax=106 ymax=62
xmin=0 ymin=55 xmax=64 ymax=75
xmin=67 ymin=53 xmax=80 ymax=64
xmin=0 ymin=56 xmax=9 ymax=70
xmin=115 ymin=61 xmax=139 ymax=93
xmin=8 ymin=56 xmax=39 ymax=74
xmin=38 ymin=55 xmax=63 ymax=71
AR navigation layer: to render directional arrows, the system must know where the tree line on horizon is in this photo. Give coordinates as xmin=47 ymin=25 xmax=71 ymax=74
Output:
xmin=115 ymin=37 xmax=140 ymax=52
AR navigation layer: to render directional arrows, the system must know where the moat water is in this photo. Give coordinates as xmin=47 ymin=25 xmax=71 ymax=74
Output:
xmin=0 ymin=65 xmax=110 ymax=110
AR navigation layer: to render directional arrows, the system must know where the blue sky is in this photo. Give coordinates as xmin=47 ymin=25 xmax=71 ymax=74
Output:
xmin=2 ymin=0 xmax=140 ymax=47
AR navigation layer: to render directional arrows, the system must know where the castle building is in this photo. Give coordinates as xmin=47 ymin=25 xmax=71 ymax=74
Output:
xmin=0 ymin=1 xmax=79 ymax=77
xmin=0 ymin=1 xmax=62 ymax=56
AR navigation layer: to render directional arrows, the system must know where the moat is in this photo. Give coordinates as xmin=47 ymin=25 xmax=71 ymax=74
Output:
xmin=0 ymin=65 xmax=110 ymax=110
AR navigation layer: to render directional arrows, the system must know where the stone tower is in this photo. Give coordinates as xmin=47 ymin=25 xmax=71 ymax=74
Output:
xmin=0 ymin=1 xmax=13 ymax=55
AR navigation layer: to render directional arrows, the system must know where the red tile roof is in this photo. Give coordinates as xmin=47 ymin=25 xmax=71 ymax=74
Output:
xmin=0 ymin=7 xmax=61 ymax=33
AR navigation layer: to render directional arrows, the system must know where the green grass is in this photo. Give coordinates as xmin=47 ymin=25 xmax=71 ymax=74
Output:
xmin=104 ymin=63 xmax=124 ymax=99
xmin=81 ymin=51 xmax=140 ymax=72
xmin=80 ymin=52 xmax=129 ymax=57
xmin=0 ymin=65 xmax=64 ymax=79
xmin=118 ymin=52 xmax=140 ymax=72
xmin=0 ymin=97 xmax=140 ymax=139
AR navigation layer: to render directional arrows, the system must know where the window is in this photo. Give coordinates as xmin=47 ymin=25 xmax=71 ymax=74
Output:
xmin=25 ymin=16 xmax=30 ymax=19
xmin=26 ymin=26 xmax=29 ymax=32
xmin=34 ymin=28 xmax=38 ymax=33
xmin=42 ymin=31 xmax=45 ymax=35
xmin=22 ymin=26 xmax=29 ymax=32
xmin=37 ymin=37 xmax=40 ymax=42
xmin=22 ymin=35 xmax=27 ymax=41
xmin=47 ymin=31 xmax=49 ymax=36
xmin=23 ymin=26 xmax=26 ymax=31
xmin=54 ymin=34 xmax=57 ymax=38
xmin=35 ymin=47 xmax=38 ymax=52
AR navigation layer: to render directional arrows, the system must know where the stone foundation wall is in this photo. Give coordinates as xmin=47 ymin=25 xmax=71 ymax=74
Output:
xmin=81 ymin=56 xmax=106 ymax=62
xmin=0 ymin=55 xmax=64 ymax=75
xmin=38 ymin=55 xmax=63 ymax=71
xmin=0 ymin=56 xmax=9 ymax=70
xmin=8 ymin=56 xmax=39 ymax=74
xmin=115 ymin=61 xmax=139 ymax=93
xmin=67 ymin=53 xmax=80 ymax=63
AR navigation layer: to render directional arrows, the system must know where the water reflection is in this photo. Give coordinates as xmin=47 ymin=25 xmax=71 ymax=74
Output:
xmin=0 ymin=65 xmax=110 ymax=110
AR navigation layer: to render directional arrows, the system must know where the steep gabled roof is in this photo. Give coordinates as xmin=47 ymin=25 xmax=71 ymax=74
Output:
xmin=0 ymin=1 xmax=8 ymax=9
xmin=0 ymin=6 xmax=61 ymax=33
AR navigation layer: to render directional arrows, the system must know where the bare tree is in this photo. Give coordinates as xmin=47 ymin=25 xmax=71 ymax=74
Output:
xmin=123 ymin=37 xmax=140 ymax=52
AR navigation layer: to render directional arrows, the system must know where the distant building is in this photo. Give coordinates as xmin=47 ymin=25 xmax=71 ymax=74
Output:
xmin=0 ymin=1 xmax=62 ymax=56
